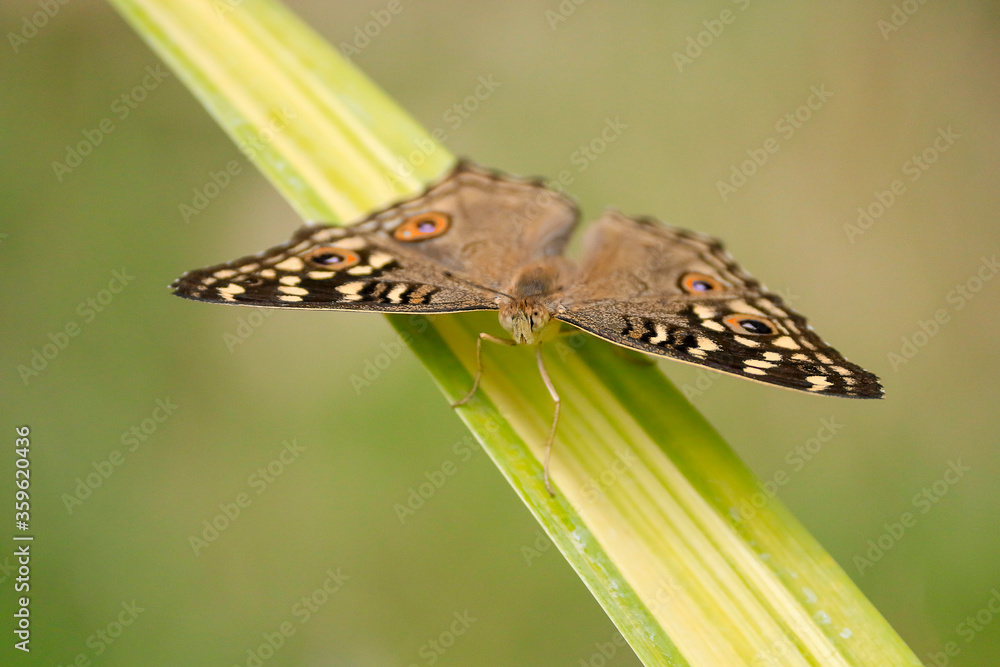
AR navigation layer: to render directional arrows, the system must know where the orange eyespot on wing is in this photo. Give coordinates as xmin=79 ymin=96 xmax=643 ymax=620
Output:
xmin=305 ymin=246 xmax=361 ymax=270
xmin=723 ymin=314 xmax=776 ymax=335
xmin=680 ymin=272 xmax=725 ymax=294
xmin=393 ymin=212 xmax=451 ymax=242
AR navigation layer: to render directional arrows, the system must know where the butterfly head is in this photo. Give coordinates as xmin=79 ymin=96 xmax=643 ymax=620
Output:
xmin=498 ymin=298 xmax=553 ymax=345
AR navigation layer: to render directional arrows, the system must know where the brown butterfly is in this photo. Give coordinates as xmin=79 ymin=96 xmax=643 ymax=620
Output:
xmin=173 ymin=160 xmax=882 ymax=492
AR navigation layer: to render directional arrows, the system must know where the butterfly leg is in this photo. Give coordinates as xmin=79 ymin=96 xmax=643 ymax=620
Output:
xmin=451 ymin=333 xmax=515 ymax=408
xmin=536 ymin=344 xmax=561 ymax=496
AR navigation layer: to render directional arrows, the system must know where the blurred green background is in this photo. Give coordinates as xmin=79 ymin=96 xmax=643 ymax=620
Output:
xmin=2 ymin=1 xmax=999 ymax=665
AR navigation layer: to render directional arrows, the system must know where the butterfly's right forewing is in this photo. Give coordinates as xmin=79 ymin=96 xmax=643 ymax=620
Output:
xmin=558 ymin=211 xmax=883 ymax=398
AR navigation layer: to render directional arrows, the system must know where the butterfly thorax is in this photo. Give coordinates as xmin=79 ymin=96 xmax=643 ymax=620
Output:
xmin=497 ymin=260 xmax=566 ymax=345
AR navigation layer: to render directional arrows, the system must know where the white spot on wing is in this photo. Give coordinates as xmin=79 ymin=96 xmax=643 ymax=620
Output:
xmin=733 ymin=336 xmax=760 ymax=347
xmin=806 ymin=375 xmax=832 ymax=391
xmin=275 ymin=257 xmax=305 ymax=271
xmin=279 ymin=275 xmax=301 ymax=286
xmin=386 ymin=284 xmax=407 ymax=303
xmin=336 ymin=281 xmax=365 ymax=295
xmin=759 ymin=300 xmax=787 ymax=317
xmin=648 ymin=324 xmax=668 ymax=345
xmin=693 ymin=305 xmax=717 ymax=320
xmin=347 ymin=265 xmax=374 ymax=276
xmin=368 ymin=252 xmax=395 ymax=269
xmin=701 ymin=320 xmax=725 ymax=332
xmin=279 ymin=286 xmax=308 ymax=296
xmin=218 ymin=283 xmax=245 ymax=295
xmin=728 ymin=300 xmax=766 ymax=317
xmin=696 ymin=337 xmax=720 ymax=351
xmin=334 ymin=236 xmax=367 ymax=250
xmin=772 ymin=336 xmax=801 ymax=350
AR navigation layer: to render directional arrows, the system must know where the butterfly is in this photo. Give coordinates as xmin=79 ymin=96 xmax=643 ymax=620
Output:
xmin=172 ymin=160 xmax=883 ymax=492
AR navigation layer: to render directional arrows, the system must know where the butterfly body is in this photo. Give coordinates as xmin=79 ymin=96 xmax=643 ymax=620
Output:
xmin=173 ymin=160 xmax=882 ymax=399
xmin=493 ymin=259 xmax=566 ymax=344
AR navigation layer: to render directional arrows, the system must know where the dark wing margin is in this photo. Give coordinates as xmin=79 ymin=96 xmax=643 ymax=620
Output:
xmin=170 ymin=223 xmax=498 ymax=313
xmin=558 ymin=298 xmax=883 ymax=398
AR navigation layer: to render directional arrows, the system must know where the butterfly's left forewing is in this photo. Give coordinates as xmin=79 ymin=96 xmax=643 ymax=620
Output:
xmin=171 ymin=222 xmax=494 ymax=312
xmin=557 ymin=211 xmax=883 ymax=398
xmin=172 ymin=161 xmax=579 ymax=313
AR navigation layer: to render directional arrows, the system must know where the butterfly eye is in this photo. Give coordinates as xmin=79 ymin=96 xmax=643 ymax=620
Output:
xmin=394 ymin=212 xmax=451 ymax=242
xmin=680 ymin=272 xmax=724 ymax=293
xmin=724 ymin=314 xmax=777 ymax=335
xmin=305 ymin=246 xmax=360 ymax=269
